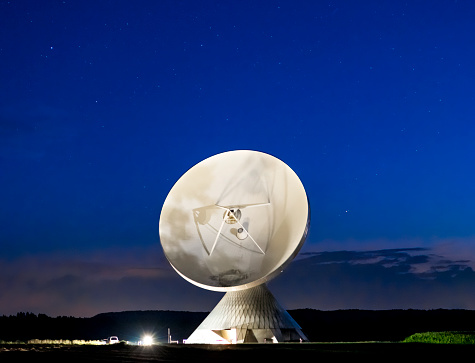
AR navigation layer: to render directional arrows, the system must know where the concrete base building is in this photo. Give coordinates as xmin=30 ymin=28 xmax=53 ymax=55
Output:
xmin=186 ymin=284 xmax=307 ymax=344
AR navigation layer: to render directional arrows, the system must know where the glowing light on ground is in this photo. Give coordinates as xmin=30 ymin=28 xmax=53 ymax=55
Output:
xmin=142 ymin=335 xmax=153 ymax=346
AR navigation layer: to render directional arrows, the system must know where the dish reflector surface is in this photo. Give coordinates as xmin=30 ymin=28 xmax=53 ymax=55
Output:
xmin=159 ymin=150 xmax=309 ymax=291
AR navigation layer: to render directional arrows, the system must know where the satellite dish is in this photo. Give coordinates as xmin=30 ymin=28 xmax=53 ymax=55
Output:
xmin=159 ymin=150 xmax=309 ymax=292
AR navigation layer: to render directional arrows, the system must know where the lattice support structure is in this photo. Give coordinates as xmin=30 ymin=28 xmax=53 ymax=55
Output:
xmin=185 ymin=284 xmax=307 ymax=344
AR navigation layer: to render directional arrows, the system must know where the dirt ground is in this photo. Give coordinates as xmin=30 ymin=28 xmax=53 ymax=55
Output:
xmin=1 ymin=342 xmax=475 ymax=362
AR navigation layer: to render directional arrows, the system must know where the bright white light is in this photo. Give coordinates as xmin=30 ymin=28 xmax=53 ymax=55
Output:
xmin=142 ymin=335 xmax=153 ymax=346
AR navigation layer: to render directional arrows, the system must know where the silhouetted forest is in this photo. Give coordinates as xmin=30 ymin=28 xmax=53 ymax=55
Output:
xmin=1 ymin=309 xmax=474 ymax=343
xmin=290 ymin=309 xmax=475 ymax=342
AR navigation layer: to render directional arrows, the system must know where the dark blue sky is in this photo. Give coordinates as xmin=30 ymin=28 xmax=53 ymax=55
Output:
xmin=1 ymin=0 xmax=475 ymax=317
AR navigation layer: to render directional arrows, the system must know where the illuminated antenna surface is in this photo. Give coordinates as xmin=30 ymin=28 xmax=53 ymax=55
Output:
xmin=159 ymin=150 xmax=309 ymax=292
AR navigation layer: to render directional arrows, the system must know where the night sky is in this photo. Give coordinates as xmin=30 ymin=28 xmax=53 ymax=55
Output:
xmin=2 ymin=0 xmax=475 ymax=317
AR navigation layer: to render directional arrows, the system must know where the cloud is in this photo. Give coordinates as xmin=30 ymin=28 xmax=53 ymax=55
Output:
xmin=0 ymin=102 xmax=78 ymax=161
xmin=1 ymin=245 xmax=474 ymax=317
xmin=0 ymin=246 xmax=222 ymax=317
xmin=270 ymin=248 xmax=475 ymax=310
xmin=303 ymin=236 xmax=475 ymax=270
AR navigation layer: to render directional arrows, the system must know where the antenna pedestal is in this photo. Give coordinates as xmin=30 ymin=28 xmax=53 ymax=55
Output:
xmin=186 ymin=284 xmax=307 ymax=344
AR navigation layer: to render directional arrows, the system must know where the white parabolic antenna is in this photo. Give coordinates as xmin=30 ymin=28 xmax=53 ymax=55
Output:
xmin=159 ymin=150 xmax=310 ymax=343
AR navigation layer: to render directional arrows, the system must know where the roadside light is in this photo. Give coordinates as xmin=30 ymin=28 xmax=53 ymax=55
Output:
xmin=142 ymin=335 xmax=153 ymax=346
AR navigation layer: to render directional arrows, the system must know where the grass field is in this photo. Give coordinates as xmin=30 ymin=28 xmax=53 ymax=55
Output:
xmin=2 ymin=342 xmax=475 ymax=362
xmin=403 ymin=331 xmax=475 ymax=344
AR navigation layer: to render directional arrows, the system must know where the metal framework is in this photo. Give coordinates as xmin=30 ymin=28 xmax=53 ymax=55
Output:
xmin=186 ymin=284 xmax=307 ymax=344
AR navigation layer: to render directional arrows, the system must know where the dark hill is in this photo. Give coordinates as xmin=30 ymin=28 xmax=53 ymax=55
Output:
xmin=0 ymin=311 xmax=207 ymax=343
xmin=1 ymin=309 xmax=474 ymax=343
xmin=291 ymin=309 xmax=475 ymax=342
